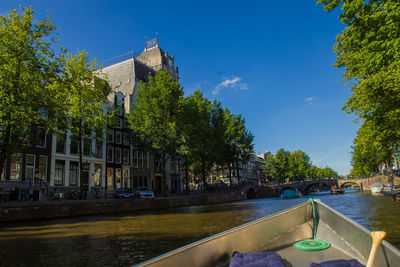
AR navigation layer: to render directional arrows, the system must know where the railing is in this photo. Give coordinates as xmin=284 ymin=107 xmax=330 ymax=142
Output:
xmin=99 ymin=51 xmax=135 ymax=68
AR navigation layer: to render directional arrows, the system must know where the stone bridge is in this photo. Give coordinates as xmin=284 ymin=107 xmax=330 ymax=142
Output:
xmin=242 ymin=179 xmax=338 ymax=198
xmin=337 ymin=175 xmax=392 ymax=191
xmin=241 ymin=176 xmax=395 ymax=199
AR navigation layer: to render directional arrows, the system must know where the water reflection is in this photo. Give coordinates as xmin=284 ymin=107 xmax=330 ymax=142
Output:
xmin=0 ymin=192 xmax=399 ymax=266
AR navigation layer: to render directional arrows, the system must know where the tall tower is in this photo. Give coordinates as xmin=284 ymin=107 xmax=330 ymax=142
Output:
xmin=136 ymin=37 xmax=179 ymax=81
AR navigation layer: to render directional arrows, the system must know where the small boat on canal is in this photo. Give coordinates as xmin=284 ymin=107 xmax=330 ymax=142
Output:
xmin=136 ymin=199 xmax=400 ymax=267
xmin=280 ymin=188 xmax=302 ymax=199
xmin=330 ymin=187 xmax=345 ymax=194
xmin=370 ymin=182 xmax=384 ymax=194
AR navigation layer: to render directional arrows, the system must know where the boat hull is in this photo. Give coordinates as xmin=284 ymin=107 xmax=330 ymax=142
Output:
xmin=330 ymin=188 xmax=345 ymax=194
xmin=136 ymin=200 xmax=400 ymax=267
xmin=281 ymin=189 xmax=302 ymax=199
xmin=370 ymin=186 xmax=383 ymax=193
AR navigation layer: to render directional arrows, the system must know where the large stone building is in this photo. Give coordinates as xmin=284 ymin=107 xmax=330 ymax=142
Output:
xmin=102 ymin=37 xmax=183 ymax=195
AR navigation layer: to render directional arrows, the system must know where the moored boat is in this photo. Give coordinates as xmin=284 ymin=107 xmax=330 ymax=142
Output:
xmin=370 ymin=182 xmax=384 ymax=193
xmin=280 ymin=189 xmax=302 ymax=199
xmin=330 ymin=188 xmax=345 ymax=194
xmin=136 ymin=199 xmax=400 ymax=267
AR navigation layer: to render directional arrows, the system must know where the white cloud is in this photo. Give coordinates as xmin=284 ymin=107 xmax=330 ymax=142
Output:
xmin=304 ymin=96 xmax=317 ymax=103
xmin=213 ymin=76 xmax=248 ymax=95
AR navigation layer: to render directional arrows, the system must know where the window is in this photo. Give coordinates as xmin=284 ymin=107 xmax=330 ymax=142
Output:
xmin=54 ymin=160 xmax=65 ymax=185
xmin=123 ymin=167 xmax=130 ymax=188
xmin=83 ymin=138 xmax=92 ymax=156
xmin=39 ymin=107 xmax=48 ymax=118
xmin=115 ymin=168 xmax=121 ymax=189
xmin=36 ymin=127 xmax=46 ymax=147
xmin=143 ymin=158 xmax=147 ymax=171
xmin=69 ymin=161 xmax=78 ymax=186
xmin=107 ymin=146 xmax=114 ymax=163
xmin=122 ymin=119 xmax=128 ymax=129
xmin=18 ymin=128 xmax=30 ymax=145
xmin=123 ymin=132 xmax=129 ymax=146
xmin=38 ymin=156 xmax=47 ymax=181
xmin=108 ymin=129 xmax=114 ymax=143
xmin=25 ymin=154 xmax=35 ymax=180
xmin=56 ymin=134 xmax=66 ymax=153
xmin=115 ymin=131 xmax=122 ymax=144
xmin=132 ymin=150 xmax=138 ymax=169
xmin=123 ymin=149 xmax=129 ymax=165
xmin=1 ymin=160 xmax=6 ymax=181
xmin=115 ymin=148 xmax=122 ymax=164
xmin=93 ymin=164 xmax=102 ymax=187
xmin=114 ymin=117 xmax=122 ymax=128
xmin=95 ymin=140 xmax=103 ymax=158
xmin=70 ymin=136 xmax=79 ymax=154
xmin=10 ymin=153 xmax=22 ymax=180
xmin=107 ymin=167 xmax=113 ymax=189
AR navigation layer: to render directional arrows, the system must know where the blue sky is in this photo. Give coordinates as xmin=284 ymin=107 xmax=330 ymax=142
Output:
xmin=1 ymin=0 xmax=360 ymax=175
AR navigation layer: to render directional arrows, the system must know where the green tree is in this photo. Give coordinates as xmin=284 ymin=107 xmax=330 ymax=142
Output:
xmin=210 ymin=100 xmax=228 ymax=182
xmin=61 ymin=51 xmax=112 ymax=197
xmin=182 ymin=91 xmax=213 ymax=190
xmin=350 ymin=120 xmax=392 ymax=176
xmin=288 ymin=150 xmax=311 ymax=179
xmin=0 ymin=7 xmax=63 ymax=178
xmin=262 ymin=153 xmax=278 ymax=180
xmin=318 ymin=0 xmax=400 ymax=167
xmin=128 ymin=70 xmax=184 ymax=195
xmin=222 ymin=110 xmax=253 ymax=185
xmin=274 ymin=148 xmax=290 ymax=180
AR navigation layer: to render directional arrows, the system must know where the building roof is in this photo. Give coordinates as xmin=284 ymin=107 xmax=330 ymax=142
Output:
xmin=102 ymin=58 xmax=135 ymax=99
xmin=134 ymin=59 xmax=155 ymax=82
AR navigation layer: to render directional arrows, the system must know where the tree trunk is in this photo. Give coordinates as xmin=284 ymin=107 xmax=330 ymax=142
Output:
xmin=228 ymin=163 xmax=232 ymax=187
xmin=0 ymin=127 xmax=11 ymax=180
xmin=185 ymin=163 xmax=189 ymax=195
xmin=162 ymin=153 xmax=168 ymax=196
xmin=201 ymin=157 xmax=207 ymax=191
xmin=236 ymin=160 xmax=240 ymax=184
xmin=78 ymin=121 xmax=85 ymax=199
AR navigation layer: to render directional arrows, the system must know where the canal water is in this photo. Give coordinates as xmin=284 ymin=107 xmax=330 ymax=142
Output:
xmin=0 ymin=192 xmax=400 ymax=266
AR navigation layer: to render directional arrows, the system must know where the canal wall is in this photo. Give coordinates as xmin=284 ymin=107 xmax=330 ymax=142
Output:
xmin=0 ymin=191 xmax=247 ymax=223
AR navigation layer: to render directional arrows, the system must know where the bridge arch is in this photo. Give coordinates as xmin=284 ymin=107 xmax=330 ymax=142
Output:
xmin=340 ymin=182 xmax=360 ymax=189
xmin=302 ymin=181 xmax=335 ymax=194
xmin=246 ymin=188 xmax=257 ymax=199
xmin=279 ymin=186 xmax=300 ymax=195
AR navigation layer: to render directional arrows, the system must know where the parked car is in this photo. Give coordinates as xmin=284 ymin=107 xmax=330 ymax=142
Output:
xmin=113 ymin=188 xmax=134 ymax=199
xmin=134 ymin=187 xmax=155 ymax=199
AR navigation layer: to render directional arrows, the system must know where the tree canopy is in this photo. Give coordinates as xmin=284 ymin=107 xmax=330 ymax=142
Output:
xmin=128 ymin=70 xmax=184 ymax=194
xmin=318 ymin=0 xmax=400 ymax=173
xmin=59 ymin=50 xmax=112 ymax=194
xmin=0 ymin=6 xmax=63 ymax=176
xmin=263 ymin=148 xmax=338 ymax=180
